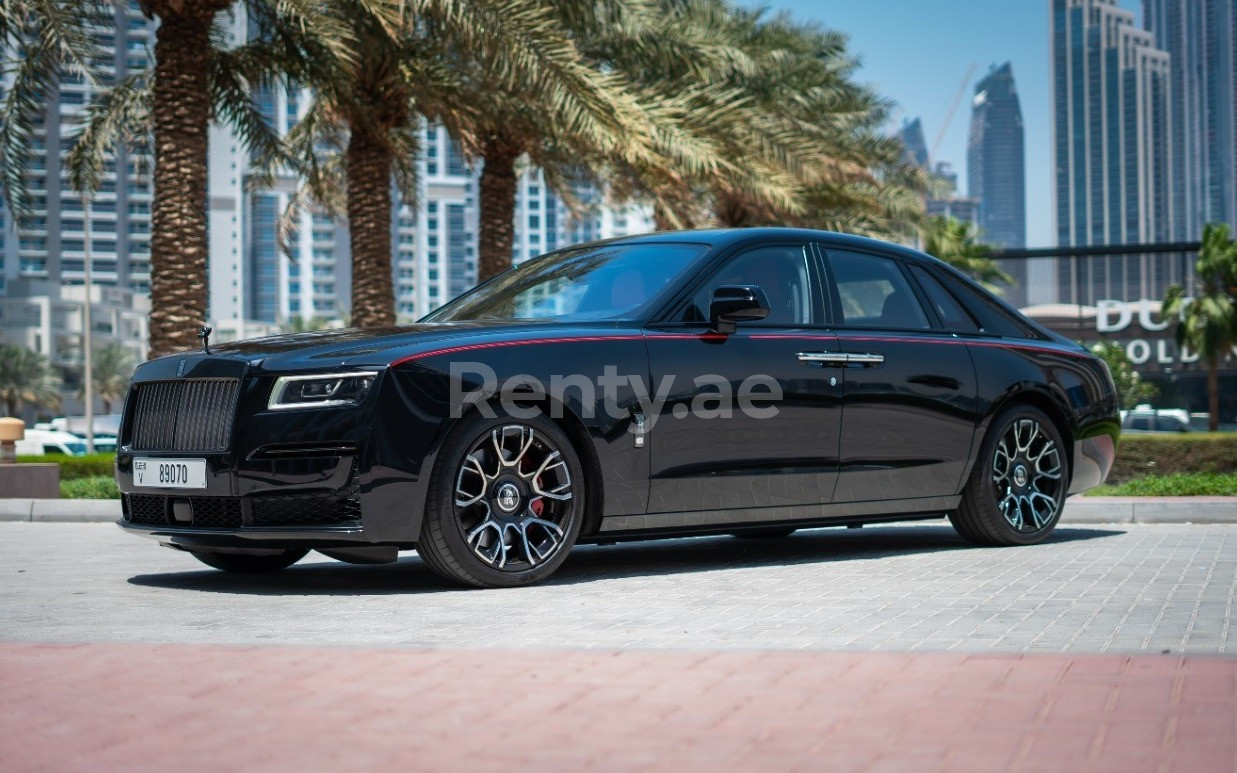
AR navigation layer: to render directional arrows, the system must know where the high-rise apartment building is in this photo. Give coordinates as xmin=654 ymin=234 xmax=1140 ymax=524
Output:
xmin=1145 ymin=0 xmax=1236 ymax=239
xmin=1051 ymin=0 xmax=1177 ymax=305
xmin=1053 ymin=0 xmax=1174 ymax=248
xmin=0 ymin=0 xmax=155 ymax=367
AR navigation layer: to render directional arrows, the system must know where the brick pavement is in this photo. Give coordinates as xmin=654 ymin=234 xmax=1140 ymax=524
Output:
xmin=2 ymin=643 xmax=1234 ymax=772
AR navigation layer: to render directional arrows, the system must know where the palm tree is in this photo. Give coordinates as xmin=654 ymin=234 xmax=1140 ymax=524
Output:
xmin=275 ymin=1 xmax=663 ymax=322
xmin=465 ymin=0 xmax=743 ymax=281
xmin=577 ymin=2 xmax=929 ymax=244
xmin=1 ymin=0 xmax=108 ymax=215
xmin=1163 ymin=223 xmax=1237 ymax=431
xmin=0 ymin=345 xmax=62 ymax=417
xmin=79 ymin=344 xmax=135 ymax=414
xmin=6 ymin=0 xmax=348 ymax=359
xmin=920 ymin=216 xmax=1012 ymax=291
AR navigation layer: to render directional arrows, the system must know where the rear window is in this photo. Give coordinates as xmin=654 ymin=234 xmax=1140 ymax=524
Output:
xmin=931 ymin=266 xmax=1037 ymax=338
xmin=909 ymin=265 xmax=979 ymax=333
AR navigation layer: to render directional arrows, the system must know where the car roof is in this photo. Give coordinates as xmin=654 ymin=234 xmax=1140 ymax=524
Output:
xmin=609 ymin=227 xmax=933 ymax=263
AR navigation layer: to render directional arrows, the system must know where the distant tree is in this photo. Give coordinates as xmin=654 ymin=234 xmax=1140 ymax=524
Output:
xmin=0 ymin=345 xmax=62 ymax=417
xmin=79 ymin=344 xmax=135 ymax=414
xmin=920 ymin=216 xmax=1012 ymax=292
xmin=1162 ymin=223 xmax=1237 ymax=431
xmin=1089 ymin=341 xmax=1158 ymax=410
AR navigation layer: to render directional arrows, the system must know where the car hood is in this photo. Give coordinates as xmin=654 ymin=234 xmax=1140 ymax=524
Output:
xmin=134 ymin=320 xmax=634 ymax=379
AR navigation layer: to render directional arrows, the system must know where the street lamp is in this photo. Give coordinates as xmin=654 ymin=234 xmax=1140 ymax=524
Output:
xmin=82 ymin=193 xmax=94 ymax=454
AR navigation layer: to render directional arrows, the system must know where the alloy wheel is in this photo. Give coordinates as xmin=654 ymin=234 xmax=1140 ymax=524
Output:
xmin=991 ymin=418 xmax=1063 ymax=532
xmin=453 ymin=424 xmax=575 ymax=571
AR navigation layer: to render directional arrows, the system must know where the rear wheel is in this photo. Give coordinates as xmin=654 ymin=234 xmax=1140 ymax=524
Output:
xmin=950 ymin=405 xmax=1068 ymax=546
xmin=190 ymin=549 xmax=308 ymax=573
xmin=417 ymin=409 xmax=585 ymax=588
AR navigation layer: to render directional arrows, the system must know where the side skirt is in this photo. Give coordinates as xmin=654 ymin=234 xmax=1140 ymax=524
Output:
xmin=596 ymin=495 xmax=961 ymax=534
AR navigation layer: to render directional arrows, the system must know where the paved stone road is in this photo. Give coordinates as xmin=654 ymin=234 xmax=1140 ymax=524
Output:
xmin=2 ymin=521 xmax=1235 ymax=653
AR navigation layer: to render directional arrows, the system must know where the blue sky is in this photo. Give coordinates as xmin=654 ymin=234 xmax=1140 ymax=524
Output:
xmin=744 ymin=1 xmax=1141 ymax=247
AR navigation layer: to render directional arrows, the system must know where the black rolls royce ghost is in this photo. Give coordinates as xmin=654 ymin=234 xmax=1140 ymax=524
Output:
xmin=115 ymin=228 xmax=1120 ymax=587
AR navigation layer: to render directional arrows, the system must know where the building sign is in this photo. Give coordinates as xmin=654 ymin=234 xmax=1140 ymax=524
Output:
xmin=1094 ymin=299 xmax=1235 ymax=370
xmin=1024 ymin=298 xmax=1236 ymax=373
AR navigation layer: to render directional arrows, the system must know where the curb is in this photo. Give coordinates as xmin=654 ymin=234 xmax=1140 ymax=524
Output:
xmin=0 ymin=499 xmax=121 ymax=522
xmin=0 ymin=497 xmax=1233 ymax=525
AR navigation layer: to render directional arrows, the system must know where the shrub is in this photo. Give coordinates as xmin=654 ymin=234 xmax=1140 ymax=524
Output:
xmin=60 ymin=475 xmax=121 ymax=499
xmin=1108 ymin=434 xmax=1237 ymax=484
xmin=17 ymin=453 xmax=115 ymax=480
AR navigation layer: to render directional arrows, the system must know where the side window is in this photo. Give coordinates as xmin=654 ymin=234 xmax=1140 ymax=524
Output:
xmin=909 ymin=265 xmax=980 ymax=333
xmin=826 ymin=251 xmax=930 ymax=330
xmin=680 ymin=245 xmax=815 ymax=326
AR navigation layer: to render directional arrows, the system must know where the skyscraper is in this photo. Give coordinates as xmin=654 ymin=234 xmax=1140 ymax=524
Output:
xmin=897 ymin=118 xmax=930 ymax=168
xmin=968 ymin=62 xmax=1028 ymax=305
xmin=1145 ymin=0 xmax=1236 ymax=239
xmin=968 ymin=63 xmax=1026 ymax=249
xmin=1053 ymin=0 xmax=1174 ymax=248
xmin=1052 ymin=0 xmax=1176 ymax=304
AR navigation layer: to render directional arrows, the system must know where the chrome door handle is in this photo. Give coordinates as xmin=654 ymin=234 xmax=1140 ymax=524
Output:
xmin=797 ymin=352 xmax=850 ymax=366
xmin=844 ymin=352 xmax=885 ymax=367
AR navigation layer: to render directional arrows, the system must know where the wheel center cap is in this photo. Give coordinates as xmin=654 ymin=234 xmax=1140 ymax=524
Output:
xmin=1013 ymin=464 xmax=1029 ymax=488
xmin=494 ymin=482 xmax=522 ymax=513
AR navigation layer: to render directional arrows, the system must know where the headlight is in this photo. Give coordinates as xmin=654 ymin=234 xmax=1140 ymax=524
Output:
xmin=268 ymin=373 xmax=375 ymax=410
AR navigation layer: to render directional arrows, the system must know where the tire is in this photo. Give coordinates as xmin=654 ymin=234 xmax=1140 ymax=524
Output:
xmin=731 ymin=527 xmax=797 ymax=539
xmin=417 ymin=407 xmax=586 ymax=588
xmin=950 ymin=404 xmax=1069 ymax=546
xmin=190 ymin=548 xmax=308 ymax=573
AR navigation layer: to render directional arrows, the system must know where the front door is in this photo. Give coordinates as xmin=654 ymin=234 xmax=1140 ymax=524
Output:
xmin=644 ymin=243 xmax=843 ymax=515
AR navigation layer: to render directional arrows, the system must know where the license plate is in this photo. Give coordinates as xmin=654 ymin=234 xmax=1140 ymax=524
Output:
xmin=133 ymin=458 xmax=208 ymax=489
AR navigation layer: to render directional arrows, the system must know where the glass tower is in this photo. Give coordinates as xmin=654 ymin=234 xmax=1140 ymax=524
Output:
xmin=1145 ymin=0 xmax=1236 ymax=239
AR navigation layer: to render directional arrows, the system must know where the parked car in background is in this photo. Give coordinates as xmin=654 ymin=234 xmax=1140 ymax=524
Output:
xmin=16 ymin=429 xmax=88 ymax=456
xmin=1120 ymin=405 xmax=1194 ymax=434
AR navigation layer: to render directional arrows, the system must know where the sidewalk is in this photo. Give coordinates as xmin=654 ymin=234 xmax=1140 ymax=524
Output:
xmin=2 ymin=643 xmax=1233 ymax=772
xmin=0 ymin=496 xmax=1233 ymax=523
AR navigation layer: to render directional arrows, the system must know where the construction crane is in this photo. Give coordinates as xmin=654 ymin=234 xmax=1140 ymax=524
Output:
xmin=928 ymin=63 xmax=977 ymax=168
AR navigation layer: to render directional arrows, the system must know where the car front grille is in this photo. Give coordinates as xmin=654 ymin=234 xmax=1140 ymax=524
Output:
xmin=125 ymin=494 xmax=167 ymax=525
xmin=122 ymin=492 xmax=361 ymax=529
xmin=128 ymin=379 xmax=240 ymax=452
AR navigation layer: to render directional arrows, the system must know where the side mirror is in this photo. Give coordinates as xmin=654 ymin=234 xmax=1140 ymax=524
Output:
xmin=709 ymin=285 xmax=770 ymax=334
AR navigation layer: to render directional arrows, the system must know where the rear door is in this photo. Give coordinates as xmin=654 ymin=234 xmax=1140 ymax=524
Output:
xmin=821 ymin=248 xmax=979 ymax=503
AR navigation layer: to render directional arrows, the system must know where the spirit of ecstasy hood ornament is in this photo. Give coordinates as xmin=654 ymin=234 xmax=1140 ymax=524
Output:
xmin=198 ymin=324 xmax=213 ymax=355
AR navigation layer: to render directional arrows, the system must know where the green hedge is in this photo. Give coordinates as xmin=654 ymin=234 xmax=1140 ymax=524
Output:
xmin=1088 ymin=472 xmax=1237 ymax=497
xmin=16 ymin=453 xmax=116 ymax=481
xmin=1108 ymin=434 xmax=1237 ymax=485
xmin=61 ymin=475 xmax=121 ymax=499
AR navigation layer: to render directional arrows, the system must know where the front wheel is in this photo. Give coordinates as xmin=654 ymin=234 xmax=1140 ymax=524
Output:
xmin=950 ymin=405 xmax=1068 ymax=546
xmin=190 ymin=549 xmax=308 ymax=573
xmin=417 ymin=409 xmax=586 ymax=588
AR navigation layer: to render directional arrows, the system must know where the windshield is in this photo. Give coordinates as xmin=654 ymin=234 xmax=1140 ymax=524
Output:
xmin=425 ymin=242 xmax=707 ymax=322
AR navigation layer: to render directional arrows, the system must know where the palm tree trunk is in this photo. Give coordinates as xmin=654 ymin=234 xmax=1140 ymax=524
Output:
xmin=346 ymin=126 xmax=396 ymax=328
xmin=148 ymin=7 xmax=219 ymax=359
xmin=478 ymin=134 xmax=522 ymax=283
xmin=1208 ymin=358 xmax=1220 ymax=432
